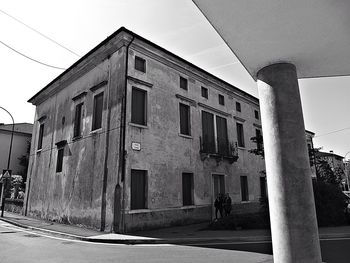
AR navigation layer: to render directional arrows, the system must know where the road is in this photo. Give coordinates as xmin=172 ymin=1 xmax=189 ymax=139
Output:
xmin=0 ymin=221 xmax=271 ymax=263
xmin=1 ymin=220 xmax=349 ymax=263
xmin=193 ymin=238 xmax=350 ymax=263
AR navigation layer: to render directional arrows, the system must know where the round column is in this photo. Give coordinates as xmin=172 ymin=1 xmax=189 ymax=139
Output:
xmin=257 ymin=63 xmax=322 ymax=263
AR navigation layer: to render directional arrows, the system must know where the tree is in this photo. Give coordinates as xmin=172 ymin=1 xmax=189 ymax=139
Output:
xmin=248 ymin=134 xmax=348 ymax=226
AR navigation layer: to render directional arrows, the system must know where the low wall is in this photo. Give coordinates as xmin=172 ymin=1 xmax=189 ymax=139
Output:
xmin=125 ymin=205 xmax=212 ymax=233
xmin=4 ymin=198 xmax=24 ymax=214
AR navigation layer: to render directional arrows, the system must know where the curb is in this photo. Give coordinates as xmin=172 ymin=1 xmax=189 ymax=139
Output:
xmin=1 ymin=216 xmax=273 ymax=245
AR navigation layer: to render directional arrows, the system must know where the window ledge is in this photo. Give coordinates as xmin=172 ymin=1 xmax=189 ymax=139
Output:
xmin=90 ymin=128 xmax=102 ymax=134
xmin=240 ymin=201 xmax=251 ymax=204
xmin=36 ymin=149 xmax=42 ymax=154
xmin=72 ymin=135 xmax=82 ymax=141
xmin=129 ymin=123 xmax=148 ymax=129
xmin=127 ymin=209 xmax=150 ymax=214
xmin=178 ymin=134 xmax=192 ymax=139
xmin=237 ymin=146 xmax=246 ymax=150
xmin=181 ymin=205 xmax=195 ymax=209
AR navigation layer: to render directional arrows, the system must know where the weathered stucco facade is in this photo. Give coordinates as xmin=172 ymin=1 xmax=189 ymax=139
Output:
xmin=25 ymin=28 xmax=266 ymax=233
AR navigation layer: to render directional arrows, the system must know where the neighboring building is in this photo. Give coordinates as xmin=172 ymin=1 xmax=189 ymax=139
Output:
xmin=306 ymin=130 xmax=317 ymax=179
xmin=316 ymin=151 xmax=344 ymax=171
xmin=0 ymin=123 xmax=33 ymax=175
xmin=24 ymin=27 xmax=266 ymax=232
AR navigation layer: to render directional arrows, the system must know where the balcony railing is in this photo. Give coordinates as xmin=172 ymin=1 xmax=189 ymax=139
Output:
xmin=199 ymin=137 xmax=239 ymax=164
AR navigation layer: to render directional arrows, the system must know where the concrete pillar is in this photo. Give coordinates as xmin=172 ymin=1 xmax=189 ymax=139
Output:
xmin=257 ymin=63 xmax=322 ymax=263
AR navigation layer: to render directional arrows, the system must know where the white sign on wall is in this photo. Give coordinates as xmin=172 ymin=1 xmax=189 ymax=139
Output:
xmin=131 ymin=142 xmax=141 ymax=151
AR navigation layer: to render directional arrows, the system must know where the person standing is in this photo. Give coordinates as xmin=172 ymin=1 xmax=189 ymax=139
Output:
xmin=224 ymin=193 xmax=232 ymax=216
xmin=214 ymin=194 xmax=224 ymax=219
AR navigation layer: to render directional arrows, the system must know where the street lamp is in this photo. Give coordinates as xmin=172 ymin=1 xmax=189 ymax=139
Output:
xmin=0 ymin=106 xmax=14 ymax=217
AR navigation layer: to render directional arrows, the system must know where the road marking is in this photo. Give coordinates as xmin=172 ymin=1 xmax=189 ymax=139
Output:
xmin=1 ymin=224 xmax=176 ymax=247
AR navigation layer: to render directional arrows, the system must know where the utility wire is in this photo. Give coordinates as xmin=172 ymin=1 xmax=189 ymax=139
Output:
xmin=0 ymin=40 xmax=66 ymax=70
xmin=0 ymin=8 xmax=81 ymax=58
xmin=314 ymin=126 xmax=350 ymax=138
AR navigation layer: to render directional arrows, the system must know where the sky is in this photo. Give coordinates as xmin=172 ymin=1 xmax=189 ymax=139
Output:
xmin=1 ymin=0 xmax=350 ymax=158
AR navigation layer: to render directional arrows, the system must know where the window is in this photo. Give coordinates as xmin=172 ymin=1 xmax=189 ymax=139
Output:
xmin=56 ymin=147 xmax=64 ymax=173
xmin=135 ymin=56 xmax=146 ymax=73
xmin=240 ymin=176 xmax=249 ymax=201
xmin=256 ymin=129 xmax=263 ymax=151
xmin=182 ymin=173 xmax=194 ymax=206
xmin=179 ymin=103 xmax=191 ymax=135
xmin=254 ymin=110 xmax=259 ymax=120
xmin=216 ymin=116 xmax=229 ymax=156
xmin=37 ymin=123 xmax=44 ymax=150
xmin=260 ymin=177 xmax=267 ymax=199
xmin=131 ymin=169 xmax=147 ymax=210
xmin=180 ymin=76 xmax=188 ymax=90
xmin=74 ymin=103 xmax=83 ymax=138
xmin=236 ymin=123 xmax=245 ymax=147
xmin=92 ymin=92 xmax=103 ymax=130
xmin=131 ymin=87 xmax=147 ymax=125
xmin=236 ymin=101 xmax=241 ymax=112
xmin=201 ymin=87 xmax=208 ymax=99
xmin=201 ymin=111 xmax=215 ymax=153
xmin=218 ymin=94 xmax=225 ymax=105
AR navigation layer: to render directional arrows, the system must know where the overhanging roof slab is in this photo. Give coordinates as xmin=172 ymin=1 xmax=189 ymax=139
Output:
xmin=193 ymin=0 xmax=350 ymax=79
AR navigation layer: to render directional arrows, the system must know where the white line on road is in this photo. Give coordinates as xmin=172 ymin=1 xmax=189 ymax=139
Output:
xmin=0 ymin=223 xmax=176 ymax=247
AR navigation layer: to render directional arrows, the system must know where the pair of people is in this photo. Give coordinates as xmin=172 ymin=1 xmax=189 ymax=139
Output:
xmin=214 ymin=193 xmax=232 ymax=219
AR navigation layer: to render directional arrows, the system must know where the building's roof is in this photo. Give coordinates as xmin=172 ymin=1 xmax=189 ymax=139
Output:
xmin=305 ymin=130 xmax=315 ymax=136
xmin=28 ymin=27 xmax=259 ymax=105
xmin=316 ymin=151 xmax=344 ymax=160
xmin=0 ymin=123 xmax=33 ymax=135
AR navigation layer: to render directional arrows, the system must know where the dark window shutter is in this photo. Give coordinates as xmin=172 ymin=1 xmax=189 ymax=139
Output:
xmin=135 ymin=56 xmax=146 ymax=73
xmin=180 ymin=77 xmax=188 ymax=90
xmin=74 ymin=103 xmax=83 ymax=137
xmin=236 ymin=102 xmax=241 ymax=112
xmin=254 ymin=110 xmax=259 ymax=119
xmin=92 ymin=93 xmax=103 ymax=130
xmin=256 ymin=129 xmax=263 ymax=151
xmin=216 ymin=116 xmax=229 ymax=155
xmin=131 ymin=88 xmax=146 ymax=125
xmin=218 ymin=94 xmax=225 ymax=105
xmin=131 ymin=170 xmax=146 ymax=209
xmin=179 ymin=103 xmax=190 ymax=135
xmin=236 ymin=123 xmax=245 ymax=147
xmin=182 ymin=173 xmax=194 ymax=206
xmin=201 ymin=87 xmax=208 ymax=98
xmin=37 ymin=124 xmax=44 ymax=150
xmin=202 ymin=111 xmax=215 ymax=153
xmin=240 ymin=176 xmax=249 ymax=201
xmin=56 ymin=148 xmax=64 ymax=173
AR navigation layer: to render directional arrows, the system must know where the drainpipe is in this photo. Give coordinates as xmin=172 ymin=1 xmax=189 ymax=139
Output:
xmin=101 ymin=57 xmax=112 ymax=231
xmin=119 ymin=36 xmax=134 ymax=233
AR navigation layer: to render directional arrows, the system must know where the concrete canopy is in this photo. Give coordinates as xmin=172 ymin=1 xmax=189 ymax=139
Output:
xmin=193 ymin=0 xmax=350 ymax=79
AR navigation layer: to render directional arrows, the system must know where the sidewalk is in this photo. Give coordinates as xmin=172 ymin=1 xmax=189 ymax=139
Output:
xmin=2 ymin=211 xmax=350 ymax=245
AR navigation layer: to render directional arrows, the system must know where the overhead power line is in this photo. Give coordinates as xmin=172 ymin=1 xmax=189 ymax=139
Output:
xmin=314 ymin=126 xmax=350 ymax=138
xmin=0 ymin=40 xmax=66 ymax=70
xmin=0 ymin=8 xmax=81 ymax=58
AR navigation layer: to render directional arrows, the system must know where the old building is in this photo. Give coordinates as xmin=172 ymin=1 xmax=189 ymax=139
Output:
xmin=25 ymin=27 xmax=270 ymax=232
xmin=0 ymin=123 xmax=32 ymax=175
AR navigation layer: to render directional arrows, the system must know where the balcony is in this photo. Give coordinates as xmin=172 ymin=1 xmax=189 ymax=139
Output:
xmin=199 ymin=137 xmax=239 ymax=164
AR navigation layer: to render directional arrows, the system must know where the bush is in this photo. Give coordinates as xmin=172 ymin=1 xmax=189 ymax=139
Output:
xmin=313 ymin=180 xmax=348 ymax=227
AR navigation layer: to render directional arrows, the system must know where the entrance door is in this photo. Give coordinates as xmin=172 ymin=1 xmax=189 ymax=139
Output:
xmin=213 ymin=174 xmax=225 ymax=198
xmin=212 ymin=174 xmax=225 ymax=219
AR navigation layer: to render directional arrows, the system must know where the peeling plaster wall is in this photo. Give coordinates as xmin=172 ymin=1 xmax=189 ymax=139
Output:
xmin=25 ymin=48 xmax=126 ymax=231
xmin=123 ymin=42 xmax=265 ymax=231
